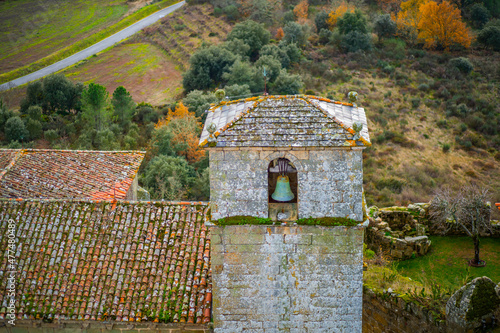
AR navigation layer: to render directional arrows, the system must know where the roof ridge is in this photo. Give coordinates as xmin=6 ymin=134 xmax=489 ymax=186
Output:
xmin=0 ymin=198 xmax=210 ymax=205
xmin=0 ymin=149 xmax=23 ymax=182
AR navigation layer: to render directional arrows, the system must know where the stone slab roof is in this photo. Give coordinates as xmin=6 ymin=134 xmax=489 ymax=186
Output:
xmin=0 ymin=200 xmax=211 ymax=324
xmin=0 ymin=149 xmax=145 ymax=200
xmin=199 ymin=95 xmax=370 ymax=148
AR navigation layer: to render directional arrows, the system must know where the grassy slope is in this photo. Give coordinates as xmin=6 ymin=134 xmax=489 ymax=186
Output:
xmin=0 ymin=4 xmax=232 ymax=106
xmin=397 ymin=236 xmax=500 ymax=289
xmin=0 ymin=0 xmax=127 ymax=74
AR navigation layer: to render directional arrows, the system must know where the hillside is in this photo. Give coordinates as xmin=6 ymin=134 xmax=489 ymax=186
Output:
xmin=0 ymin=0 xmax=498 ymax=217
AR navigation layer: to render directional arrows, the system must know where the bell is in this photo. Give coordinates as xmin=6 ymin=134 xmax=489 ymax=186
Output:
xmin=272 ymin=175 xmax=295 ymax=202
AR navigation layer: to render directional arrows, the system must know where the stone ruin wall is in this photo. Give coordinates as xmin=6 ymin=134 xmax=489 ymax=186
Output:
xmin=208 ymin=147 xmax=364 ymax=222
xmin=210 ymin=224 xmax=364 ymax=333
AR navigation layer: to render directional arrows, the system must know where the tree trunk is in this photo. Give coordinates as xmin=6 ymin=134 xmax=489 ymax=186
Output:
xmin=473 ymin=235 xmax=480 ymax=264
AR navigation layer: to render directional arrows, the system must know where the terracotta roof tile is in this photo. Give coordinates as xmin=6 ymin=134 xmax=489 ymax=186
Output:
xmin=0 ymin=199 xmax=211 ymax=324
xmin=0 ymin=149 xmax=145 ymax=200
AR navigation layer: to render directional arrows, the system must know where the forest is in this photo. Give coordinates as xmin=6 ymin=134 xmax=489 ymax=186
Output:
xmin=0 ymin=0 xmax=498 ymax=209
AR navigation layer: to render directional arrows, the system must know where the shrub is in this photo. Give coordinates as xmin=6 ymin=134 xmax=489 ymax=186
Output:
xmin=315 ymin=11 xmax=329 ymax=32
xmin=340 ymin=31 xmax=372 ymax=53
xmin=44 ymin=129 xmax=59 ymax=143
xmin=449 ymin=57 xmax=473 ymax=75
xmin=318 ymin=28 xmax=333 ymax=44
xmin=282 ymin=22 xmax=307 ymax=48
xmin=442 ymin=143 xmax=451 ymax=152
xmin=5 ymin=116 xmax=28 ymax=142
xmin=374 ymin=14 xmax=396 ymax=40
xmin=337 ymin=9 xmax=368 ymax=35
xmin=270 ymin=69 xmax=304 ymax=95
xmin=411 ymin=98 xmax=421 ymax=108
xmin=224 ymin=84 xmax=252 ymax=100
xmin=227 ymin=20 xmax=271 ymax=58
xmin=418 ymin=83 xmax=430 ymax=91
xmin=469 ymin=3 xmax=490 ymax=29
xmin=477 ymin=26 xmax=500 ymax=51
xmin=26 ymin=118 xmax=43 ymax=140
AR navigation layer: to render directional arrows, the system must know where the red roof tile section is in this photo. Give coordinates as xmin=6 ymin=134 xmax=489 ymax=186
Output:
xmin=0 ymin=149 xmax=145 ymax=200
xmin=0 ymin=200 xmax=211 ymax=324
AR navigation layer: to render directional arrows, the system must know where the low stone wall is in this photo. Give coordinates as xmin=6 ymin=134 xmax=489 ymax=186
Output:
xmin=210 ymin=224 xmax=364 ymax=333
xmin=363 ymin=287 xmax=455 ymax=333
xmin=0 ymin=321 xmax=212 ymax=332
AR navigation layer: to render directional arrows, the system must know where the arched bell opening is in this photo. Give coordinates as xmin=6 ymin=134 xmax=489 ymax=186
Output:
xmin=268 ymin=158 xmax=298 ymax=222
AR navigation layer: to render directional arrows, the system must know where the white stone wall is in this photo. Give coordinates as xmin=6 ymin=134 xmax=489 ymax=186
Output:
xmin=209 ymin=147 xmax=364 ymax=221
xmin=211 ymin=225 xmax=364 ymax=333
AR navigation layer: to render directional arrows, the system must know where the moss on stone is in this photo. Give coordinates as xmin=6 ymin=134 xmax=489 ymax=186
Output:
xmin=213 ymin=215 xmax=360 ymax=226
xmin=296 ymin=216 xmax=359 ymax=227
xmin=465 ymin=278 xmax=500 ymax=321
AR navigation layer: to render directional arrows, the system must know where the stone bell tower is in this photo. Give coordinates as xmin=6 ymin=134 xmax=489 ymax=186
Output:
xmin=199 ymin=95 xmax=371 ymax=333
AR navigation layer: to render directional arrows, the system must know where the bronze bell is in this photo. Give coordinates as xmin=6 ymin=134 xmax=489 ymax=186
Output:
xmin=272 ymin=175 xmax=294 ymax=202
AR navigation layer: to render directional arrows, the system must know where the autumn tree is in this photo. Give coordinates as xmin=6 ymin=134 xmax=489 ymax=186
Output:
xmin=417 ymin=0 xmax=472 ymax=50
xmin=293 ymin=0 xmax=309 ymax=23
xmin=276 ymin=27 xmax=285 ymax=41
xmin=153 ymin=102 xmax=206 ymax=164
xmin=393 ymin=0 xmax=427 ymax=45
xmin=327 ymin=2 xmax=355 ymax=29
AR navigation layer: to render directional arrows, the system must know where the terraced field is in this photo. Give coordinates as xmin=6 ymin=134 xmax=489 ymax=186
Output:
xmin=0 ymin=4 xmax=232 ymax=107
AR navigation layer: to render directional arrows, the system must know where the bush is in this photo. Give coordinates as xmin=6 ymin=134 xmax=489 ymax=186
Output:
xmin=44 ymin=129 xmax=59 ymax=143
xmin=337 ymin=9 xmax=368 ymax=35
xmin=282 ymin=22 xmax=307 ymax=48
xmin=477 ymin=26 xmax=500 ymax=51
xmin=224 ymin=84 xmax=252 ymax=100
xmin=26 ymin=118 xmax=43 ymax=140
xmin=442 ymin=143 xmax=451 ymax=152
xmin=223 ymin=5 xmax=240 ymax=21
xmin=183 ymin=90 xmax=217 ymax=119
xmin=340 ymin=31 xmax=372 ymax=53
xmin=411 ymin=98 xmax=421 ymax=108
xmin=315 ymin=11 xmax=329 ymax=32
xmin=318 ymin=28 xmax=333 ymax=45
xmin=418 ymin=83 xmax=430 ymax=91
xmin=469 ymin=3 xmax=490 ymax=29
xmin=227 ymin=20 xmax=271 ymax=58
xmin=449 ymin=57 xmax=473 ymax=75
xmin=270 ymin=69 xmax=304 ymax=95
xmin=374 ymin=14 xmax=396 ymax=40
xmin=134 ymin=103 xmax=159 ymax=124
xmin=5 ymin=116 xmax=28 ymax=142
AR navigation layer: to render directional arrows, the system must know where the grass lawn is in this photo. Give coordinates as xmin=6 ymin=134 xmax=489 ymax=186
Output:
xmin=397 ymin=235 xmax=500 ymax=291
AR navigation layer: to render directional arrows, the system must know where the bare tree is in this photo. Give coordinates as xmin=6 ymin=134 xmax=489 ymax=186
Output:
xmin=429 ymin=184 xmax=491 ymax=266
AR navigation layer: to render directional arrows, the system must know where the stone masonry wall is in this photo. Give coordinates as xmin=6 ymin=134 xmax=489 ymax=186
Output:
xmin=208 ymin=147 xmax=364 ymax=221
xmin=210 ymin=225 xmax=364 ymax=333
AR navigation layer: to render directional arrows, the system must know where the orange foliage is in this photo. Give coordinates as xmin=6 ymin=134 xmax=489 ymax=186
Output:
xmin=327 ymin=2 xmax=355 ymax=28
xmin=276 ymin=27 xmax=284 ymax=40
xmin=156 ymin=102 xmax=205 ymax=163
xmin=417 ymin=0 xmax=472 ymax=50
xmin=393 ymin=0 xmax=427 ymax=45
xmin=293 ymin=0 xmax=309 ymax=22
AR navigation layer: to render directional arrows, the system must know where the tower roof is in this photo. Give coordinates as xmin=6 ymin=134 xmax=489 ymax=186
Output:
xmin=199 ymin=95 xmax=370 ymax=148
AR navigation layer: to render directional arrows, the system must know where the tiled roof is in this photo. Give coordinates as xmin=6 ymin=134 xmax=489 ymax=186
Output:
xmin=0 ymin=199 xmax=211 ymax=324
xmin=0 ymin=149 xmax=145 ymax=200
xmin=199 ymin=95 xmax=371 ymax=148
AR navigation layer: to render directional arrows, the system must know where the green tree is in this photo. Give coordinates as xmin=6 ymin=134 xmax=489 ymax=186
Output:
xmin=470 ymin=3 xmax=490 ymax=28
xmin=142 ymin=155 xmax=195 ymax=200
xmin=42 ymin=74 xmax=83 ymax=114
xmin=133 ymin=103 xmax=159 ymax=124
xmin=315 ymin=11 xmax=330 ymax=32
xmin=270 ymin=69 xmax=304 ymax=95
xmin=0 ymin=100 xmax=14 ymax=129
xmin=224 ymin=84 xmax=252 ymax=99
xmin=27 ymin=105 xmax=43 ymax=122
xmin=477 ymin=26 xmax=500 ymax=51
xmin=340 ymin=31 xmax=373 ymax=52
xmin=5 ymin=116 xmax=28 ymax=142
xmin=111 ymin=86 xmax=135 ymax=128
xmin=227 ymin=20 xmax=271 ymax=58
xmin=374 ymin=14 xmax=396 ymax=40
xmin=81 ymin=83 xmax=110 ymax=132
xmin=20 ymin=81 xmax=44 ymax=114
xmin=283 ymin=22 xmax=307 ymax=47
xmin=25 ymin=118 xmax=43 ymax=140
xmin=223 ymin=38 xmax=251 ymax=60
xmin=337 ymin=9 xmax=368 ymax=35
xmin=255 ymin=55 xmax=282 ymax=82
xmin=183 ymin=90 xmax=217 ymax=119
xmin=222 ymin=60 xmax=264 ymax=92
xmin=183 ymin=45 xmax=237 ymax=92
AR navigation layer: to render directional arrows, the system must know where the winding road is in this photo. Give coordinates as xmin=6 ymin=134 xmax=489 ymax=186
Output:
xmin=0 ymin=0 xmax=185 ymax=92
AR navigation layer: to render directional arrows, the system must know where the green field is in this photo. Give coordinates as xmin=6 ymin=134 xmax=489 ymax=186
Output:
xmin=0 ymin=0 xmax=127 ymax=74
xmin=397 ymin=236 xmax=500 ymax=290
